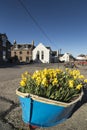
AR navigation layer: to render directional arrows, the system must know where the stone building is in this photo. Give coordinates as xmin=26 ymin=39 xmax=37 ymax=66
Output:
xmin=0 ymin=33 xmax=11 ymax=64
xmin=11 ymin=40 xmax=35 ymax=63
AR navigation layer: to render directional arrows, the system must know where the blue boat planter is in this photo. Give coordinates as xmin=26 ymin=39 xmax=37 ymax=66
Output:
xmin=16 ymin=89 xmax=83 ymax=128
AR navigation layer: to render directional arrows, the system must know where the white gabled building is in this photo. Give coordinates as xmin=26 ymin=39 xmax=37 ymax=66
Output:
xmin=59 ymin=53 xmax=74 ymax=62
xmin=32 ymin=43 xmax=52 ymax=63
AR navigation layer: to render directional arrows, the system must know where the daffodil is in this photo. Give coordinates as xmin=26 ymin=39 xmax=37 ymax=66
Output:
xmin=20 ymin=80 xmax=26 ymax=87
xmin=52 ymin=78 xmax=58 ymax=86
xmin=76 ymin=84 xmax=82 ymax=90
xmin=42 ymin=78 xmax=48 ymax=87
xmin=19 ymin=68 xmax=87 ymax=103
xmin=68 ymin=80 xmax=74 ymax=88
xmin=78 ymin=75 xmax=85 ymax=79
xmin=24 ymin=71 xmax=28 ymax=75
xmin=84 ymin=79 xmax=87 ymax=83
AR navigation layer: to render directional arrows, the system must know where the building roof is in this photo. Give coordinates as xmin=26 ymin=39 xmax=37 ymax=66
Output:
xmin=46 ymin=46 xmax=51 ymax=51
xmin=0 ymin=33 xmax=8 ymax=41
xmin=76 ymin=54 xmax=87 ymax=60
xmin=11 ymin=42 xmax=35 ymax=50
xmin=51 ymin=51 xmax=57 ymax=56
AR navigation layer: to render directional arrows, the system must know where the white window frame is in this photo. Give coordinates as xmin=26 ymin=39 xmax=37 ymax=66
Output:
xmin=3 ymin=51 xmax=6 ymax=61
xmin=2 ymin=36 xmax=7 ymax=47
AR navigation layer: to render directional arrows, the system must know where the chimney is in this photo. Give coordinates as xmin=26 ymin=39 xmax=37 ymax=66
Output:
xmin=32 ymin=40 xmax=34 ymax=46
xmin=13 ymin=40 xmax=17 ymax=45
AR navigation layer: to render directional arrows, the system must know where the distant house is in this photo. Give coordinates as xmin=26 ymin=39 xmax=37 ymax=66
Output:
xmin=0 ymin=33 xmax=11 ymax=64
xmin=76 ymin=54 xmax=87 ymax=61
xmin=11 ymin=40 xmax=35 ymax=63
xmin=32 ymin=43 xmax=53 ymax=63
xmin=59 ymin=53 xmax=75 ymax=62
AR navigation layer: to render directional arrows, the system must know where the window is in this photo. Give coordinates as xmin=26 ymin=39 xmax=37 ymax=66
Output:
xmin=8 ymin=49 xmax=11 ymax=52
xmin=14 ymin=45 xmax=18 ymax=49
xmin=14 ymin=52 xmax=16 ymax=55
xmin=37 ymin=51 xmax=40 ymax=60
xmin=20 ymin=56 xmax=22 ymax=61
xmin=3 ymin=51 xmax=6 ymax=60
xmin=27 ymin=51 xmax=29 ymax=54
xmin=26 ymin=57 xmax=29 ymax=62
xmin=41 ymin=51 xmax=44 ymax=59
xmin=2 ymin=36 xmax=7 ymax=47
xmin=24 ymin=45 xmax=28 ymax=49
xmin=2 ymin=41 xmax=6 ymax=47
xmin=19 ymin=51 xmax=22 ymax=54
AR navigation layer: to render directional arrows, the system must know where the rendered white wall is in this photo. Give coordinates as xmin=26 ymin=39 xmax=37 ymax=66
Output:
xmin=32 ymin=43 xmax=50 ymax=63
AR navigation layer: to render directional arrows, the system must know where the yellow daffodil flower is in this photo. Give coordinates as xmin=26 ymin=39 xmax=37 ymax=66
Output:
xmin=76 ymin=84 xmax=82 ymax=90
xmin=68 ymin=80 xmax=74 ymax=88
xmin=84 ymin=79 xmax=87 ymax=83
xmin=20 ymin=80 xmax=26 ymax=87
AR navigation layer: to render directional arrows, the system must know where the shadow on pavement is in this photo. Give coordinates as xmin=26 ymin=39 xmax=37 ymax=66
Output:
xmin=0 ymin=63 xmax=30 ymax=68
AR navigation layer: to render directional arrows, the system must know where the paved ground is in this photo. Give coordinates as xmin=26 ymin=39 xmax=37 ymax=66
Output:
xmin=0 ymin=63 xmax=87 ymax=130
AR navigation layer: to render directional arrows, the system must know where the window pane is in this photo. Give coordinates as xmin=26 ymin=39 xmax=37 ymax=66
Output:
xmin=20 ymin=57 xmax=22 ymax=60
xmin=20 ymin=51 xmax=22 ymax=54
xmin=41 ymin=51 xmax=44 ymax=59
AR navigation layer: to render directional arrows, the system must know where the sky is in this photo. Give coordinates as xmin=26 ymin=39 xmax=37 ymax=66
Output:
xmin=0 ymin=0 xmax=87 ymax=57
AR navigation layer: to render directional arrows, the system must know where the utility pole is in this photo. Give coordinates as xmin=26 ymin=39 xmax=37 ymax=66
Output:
xmin=57 ymin=50 xmax=59 ymax=68
xmin=58 ymin=49 xmax=62 ymax=68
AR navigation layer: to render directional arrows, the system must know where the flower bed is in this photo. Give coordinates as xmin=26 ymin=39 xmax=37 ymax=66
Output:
xmin=19 ymin=68 xmax=87 ymax=103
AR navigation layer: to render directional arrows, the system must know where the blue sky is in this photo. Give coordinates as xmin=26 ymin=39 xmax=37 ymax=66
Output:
xmin=0 ymin=0 xmax=87 ymax=57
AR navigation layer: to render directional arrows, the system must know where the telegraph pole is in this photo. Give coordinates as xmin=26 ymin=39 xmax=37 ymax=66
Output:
xmin=57 ymin=50 xmax=59 ymax=68
xmin=58 ymin=49 xmax=62 ymax=68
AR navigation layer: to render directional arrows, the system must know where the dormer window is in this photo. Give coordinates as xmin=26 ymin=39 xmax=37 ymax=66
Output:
xmin=24 ymin=45 xmax=26 ymax=48
xmin=14 ymin=44 xmax=18 ymax=49
xmin=24 ymin=44 xmax=28 ymax=49
xmin=26 ymin=45 xmax=28 ymax=48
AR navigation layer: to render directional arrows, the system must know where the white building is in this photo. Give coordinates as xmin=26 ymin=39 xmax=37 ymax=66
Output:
xmin=76 ymin=54 xmax=87 ymax=60
xmin=32 ymin=43 xmax=52 ymax=63
xmin=59 ymin=53 xmax=74 ymax=62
